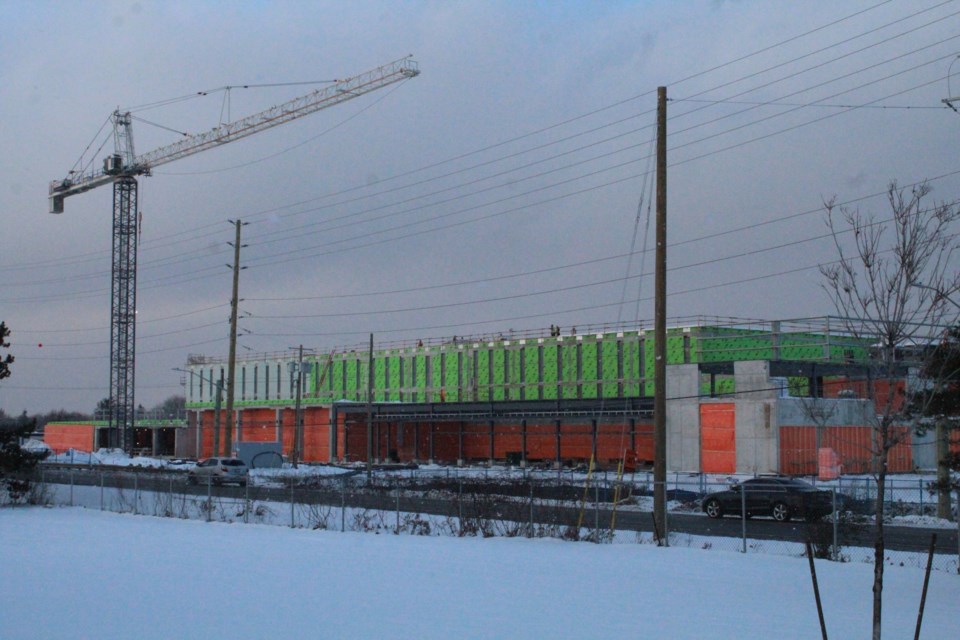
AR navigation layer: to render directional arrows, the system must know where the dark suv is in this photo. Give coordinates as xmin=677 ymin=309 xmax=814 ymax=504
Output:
xmin=701 ymin=477 xmax=833 ymax=522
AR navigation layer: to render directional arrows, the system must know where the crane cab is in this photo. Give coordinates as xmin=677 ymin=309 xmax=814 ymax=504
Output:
xmin=103 ymin=154 xmax=124 ymax=176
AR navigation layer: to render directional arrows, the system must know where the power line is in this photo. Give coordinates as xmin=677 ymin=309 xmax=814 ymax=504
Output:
xmin=2 ymin=1 xmax=912 ymax=275
xmin=6 ymin=5 xmax=954 ymax=313
xmin=671 ymin=97 xmax=947 ymax=110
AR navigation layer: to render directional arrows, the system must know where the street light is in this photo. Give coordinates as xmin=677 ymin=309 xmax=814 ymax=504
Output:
xmin=173 ymin=367 xmax=223 ymax=459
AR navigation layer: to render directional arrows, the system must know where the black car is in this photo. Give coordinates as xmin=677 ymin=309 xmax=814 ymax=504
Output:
xmin=701 ymin=477 xmax=834 ymax=522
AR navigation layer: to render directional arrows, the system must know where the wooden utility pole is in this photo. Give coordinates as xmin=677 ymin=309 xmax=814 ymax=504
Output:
xmin=653 ymin=86 xmax=668 ymax=543
xmin=212 ymin=378 xmax=223 ymax=459
xmin=366 ymin=333 xmax=374 ymax=480
xmin=293 ymin=344 xmax=304 ymax=468
xmin=224 ymin=219 xmax=246 ymax=457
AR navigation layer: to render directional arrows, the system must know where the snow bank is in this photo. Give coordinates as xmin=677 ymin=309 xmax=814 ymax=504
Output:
xmin=0 ymin=507 xmax=956 ymax=640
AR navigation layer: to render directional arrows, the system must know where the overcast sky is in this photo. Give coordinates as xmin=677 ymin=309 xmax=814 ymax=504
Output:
xmin=2 ymin=0 xmax=959 ymax=414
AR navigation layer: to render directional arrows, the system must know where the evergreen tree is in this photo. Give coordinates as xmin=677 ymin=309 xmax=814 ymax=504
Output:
xmin=0 ymin=322 xmax=49 ymax=503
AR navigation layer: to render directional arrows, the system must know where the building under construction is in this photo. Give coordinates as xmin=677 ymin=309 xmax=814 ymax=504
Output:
xmin=161 ymin=317 xmax=931 ymax=475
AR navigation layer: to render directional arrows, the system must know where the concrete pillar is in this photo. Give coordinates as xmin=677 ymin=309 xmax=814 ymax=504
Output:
xmin=488 ymin=420 xmax=495 ymax=465
xmin=666 ymin=363 xmax=700 ymax=472
xmin=520 ymin=419 xmax=527 ymax=468
xmin=329 ymin=405 xmax=338 ymax=463
xmin=457 ymin=420 xmax=464 ymax=467
xmin=554 ymin=419 xmax=562 ymax=469
xmin=413 ymin=422 xmax=420 ymax=463
xmin=733 ymin=361 xmax=779 ymax=475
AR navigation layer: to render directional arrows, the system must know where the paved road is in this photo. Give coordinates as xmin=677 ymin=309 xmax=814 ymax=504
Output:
xmin=36 ymin=466 xmax=959 ymax=556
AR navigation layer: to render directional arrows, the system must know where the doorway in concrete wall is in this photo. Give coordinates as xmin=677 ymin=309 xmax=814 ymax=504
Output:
xmin=700 ymin=403 xmax=735 ymax=473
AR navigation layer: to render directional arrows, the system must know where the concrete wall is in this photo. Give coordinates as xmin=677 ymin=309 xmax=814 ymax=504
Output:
xmin=912 ymin=428 xmax=937 ymax=470
xmin=777 ymin=397 xmax=874 ymax=427
xmin=732 ymin=361 xmax=779 ymax=475
xmin=666 ymin=364 xmax=700 ymax=472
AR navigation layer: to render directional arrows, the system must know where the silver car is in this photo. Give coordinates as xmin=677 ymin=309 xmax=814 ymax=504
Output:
xmin=188 ymin=457 xmax=249 ymax=486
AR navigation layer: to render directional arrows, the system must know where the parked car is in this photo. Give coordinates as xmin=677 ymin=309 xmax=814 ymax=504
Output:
xmin=188 ymin=457 xmax=249 ymax=486
xmin=701 ymin=477 xmax=833 ymax=522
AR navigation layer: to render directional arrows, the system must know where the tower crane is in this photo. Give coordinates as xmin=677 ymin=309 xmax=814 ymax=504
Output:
xmin=48 ymin=56 xmax=420 ymax=451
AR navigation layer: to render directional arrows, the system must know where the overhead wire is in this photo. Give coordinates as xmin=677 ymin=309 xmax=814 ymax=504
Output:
xmin=139 ymin=20 xmax=960 ymax=278
xmin=15 ymin=7 xmax=944 ymax=302
xmin=16 ymin=0 xmax=905 ymax=274
xmin=13 ymin=2 xmax=952 ymax=338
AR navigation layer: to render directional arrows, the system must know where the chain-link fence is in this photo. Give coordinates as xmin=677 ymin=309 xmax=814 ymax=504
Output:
xmin=22 ymin=466 xmax=960 ymax=574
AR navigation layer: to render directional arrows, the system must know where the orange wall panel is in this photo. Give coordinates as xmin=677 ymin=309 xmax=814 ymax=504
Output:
xmin=333 ymin=418 xmax=654 ymax=466
xmin=44 ymin=423 xmax=95 ymax=454
xmin=302 ymin=407 xmax=330 ymax=462
xmin=700 ymin=403 xmax=736 ymax=473
xmin=239 ymin=408 xmax=277 ymax=443
xmin=780 ymin=425 xmax=913 ymax=475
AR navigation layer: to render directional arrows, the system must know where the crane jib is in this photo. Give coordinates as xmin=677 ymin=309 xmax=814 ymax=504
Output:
xmin=48 ymin=56 xmax=419 ymax=214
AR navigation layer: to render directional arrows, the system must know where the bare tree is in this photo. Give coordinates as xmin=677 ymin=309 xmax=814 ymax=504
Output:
xmin=820 ymin=181 xmax=960 ymax=640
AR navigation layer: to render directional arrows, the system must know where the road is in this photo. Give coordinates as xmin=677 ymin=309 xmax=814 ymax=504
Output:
xmin=35 ymin=465 xmax=959 ymax=556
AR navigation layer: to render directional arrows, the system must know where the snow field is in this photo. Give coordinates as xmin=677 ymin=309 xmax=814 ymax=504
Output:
xmin=1 ymin=507 xmax=957 ymax=640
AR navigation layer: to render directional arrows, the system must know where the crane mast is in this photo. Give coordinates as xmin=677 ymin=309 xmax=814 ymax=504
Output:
xmin=48 ymin=57 xmax=419 ymax=452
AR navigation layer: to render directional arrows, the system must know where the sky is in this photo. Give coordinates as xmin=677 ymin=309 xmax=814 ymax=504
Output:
xmin=2 ymin=0 xmax=960 ymax=414
xmin=2 ymin=506 xmax=958 ymax=639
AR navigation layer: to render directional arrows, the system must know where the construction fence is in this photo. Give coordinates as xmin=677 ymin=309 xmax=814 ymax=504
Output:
xmin=18 ymin=466 xmax=960 ymax=575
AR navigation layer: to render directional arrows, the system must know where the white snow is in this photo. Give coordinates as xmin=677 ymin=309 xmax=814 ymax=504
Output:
xmin=1 ymin=506 xmax=956 ymax=639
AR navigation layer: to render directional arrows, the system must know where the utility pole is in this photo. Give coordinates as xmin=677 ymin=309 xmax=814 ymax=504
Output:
xmin=653 ymin=85 xmax=668 ymax=543
xmin=293 ymin=345 xmax=304 ymax=469
xmin=366 ymin=333 xmax=374 ymax=480
xmin=224 ymin=219 xmax=247 ymax=457
xmin=213 ymin=378 xmax=223 ymax=459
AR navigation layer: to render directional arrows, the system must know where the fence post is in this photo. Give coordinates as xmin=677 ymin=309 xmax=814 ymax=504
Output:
xmin=529 ymin=481 xmax=534 ymax=538
xmin=741 ymin=484 xmax=747 ymax=554
xmin=206 ymin=477 xmax=212 ymax=523
xmin=133 ymin=473 xmax=139 ymax=515
xmin=395 ymin=477 xmax=400 ymax=534
xmin=832 ymin=488 xmax=838 ymax=562
xmin=663 ymin=482 xmax=669 ymax=547
xmin=458 ymin=478 xmax=463 ymax=527
xmin=956 ymin=488 xmax=959 ymax=575
xmin=69 ymin=468 xmax=74 ymax=507
xmin=290 ymin=479 xmax=295 ymax=529
xmin=341 ymin=478 xmax=346 ymax=533
xmin=594 ymin=482 xmax=599 ymax=542
xmin=100 ymin=471 xmax=104 ymax=511
xmin=244 ymin=481 xmax=249 ymax=524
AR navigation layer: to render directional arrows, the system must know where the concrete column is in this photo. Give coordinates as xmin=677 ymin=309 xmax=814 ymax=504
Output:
xmin=329 ymin=405 xmax=338 ymax=463
xmin=591 ymin=419 xmax=598 ymax=462
xmin=554 ymin=419 xmax=562 ymax=469
xmin=666 ymin=363 xmax=700 ymax=472
xmin=733 ymin=361 xmax=779 ymax=475
xmin=413 ymin=422 xmax=420 ymax=463
xmin=520 ymin=419 xmax=527 ymax=468
xmin=488 ymin=420 xmax=495 ymax=465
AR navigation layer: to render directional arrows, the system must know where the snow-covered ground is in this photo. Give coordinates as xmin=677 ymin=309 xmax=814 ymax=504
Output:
xmin=0 ymin=506 xmax=956 ymax=639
